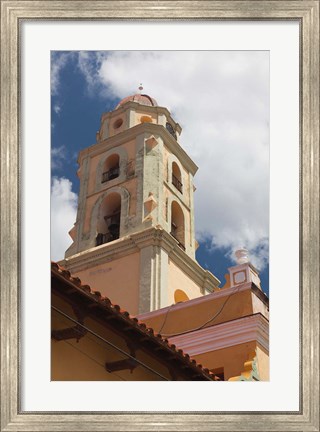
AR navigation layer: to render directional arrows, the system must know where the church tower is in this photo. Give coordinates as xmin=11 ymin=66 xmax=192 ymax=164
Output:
xmin=60 ymin=91 xmax=220 ymax=314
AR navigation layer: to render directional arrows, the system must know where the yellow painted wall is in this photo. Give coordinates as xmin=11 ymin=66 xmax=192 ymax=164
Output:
xmin=70 ymin=252 xmax=141 ymax=315
xmin=256 ymin=345 xmax=269 ymax=381
xmin=140 ymin=289 xmax=255 ymax=336
xmin=52 ymin=294 xmax=192 ymax=381
xmin=194 ymin=342 xmax=258 ymax=381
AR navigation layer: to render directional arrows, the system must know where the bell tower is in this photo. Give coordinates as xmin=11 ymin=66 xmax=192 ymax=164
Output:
xmin=60 ymin=91 xmax=220 ymax=314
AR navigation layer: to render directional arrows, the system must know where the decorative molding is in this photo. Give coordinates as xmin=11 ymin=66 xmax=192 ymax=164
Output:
xmin=101 ymin=100 xmax=182 ymax=134
xmin=61 ymin=227 xmax=220 ymax=292
xmin=163 ymin=179 xmax=190 ymax=211
xmin=169 ymin=314 xmax=269 ymax=356
xmin=137 ymin=282 xmax=254 ymax=321
xmin=78 ymin=122 xmax=198 ymax=175
xmin=94 ymin=146 xmax=128 ymax=193
xmin=228 ymin=351 xmax=261 ymax=381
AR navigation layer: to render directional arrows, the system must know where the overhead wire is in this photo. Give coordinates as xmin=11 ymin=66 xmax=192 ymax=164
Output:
xmin=157 ymin=302 xmax=181 ymax=334
xmin=159 ymin=285 xmax=242 ymax=338
xmin=51 ymin=305 xmax=170 ymax=381
xmin=61 ymin=337 xmax=126 ymax=381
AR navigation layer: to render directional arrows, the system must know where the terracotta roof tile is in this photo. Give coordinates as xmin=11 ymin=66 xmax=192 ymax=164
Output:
xmin=51 ymin=261 xmax=214 ymax=380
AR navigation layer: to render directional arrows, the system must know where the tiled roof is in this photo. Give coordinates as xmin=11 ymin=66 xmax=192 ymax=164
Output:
xmin=51 ymin=261 xmax=215 ymax=381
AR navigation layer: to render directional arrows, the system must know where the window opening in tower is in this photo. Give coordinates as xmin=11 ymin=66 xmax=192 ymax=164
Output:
xmin=172 ymin=174 xmax=183 ymax=193
xmin=172 ymin=162 xmax=183 ymax=193
xmin=96 ymin=208 xmax=121 ymax=246
xmin=102 ymin=166 xmax=120 ymax=183
xmin=102 ymin=154 xmax=120 ymax=183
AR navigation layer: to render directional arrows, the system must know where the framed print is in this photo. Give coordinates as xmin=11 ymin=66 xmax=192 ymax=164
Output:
xmin=1 ymin=1 xmax=319 ymax=431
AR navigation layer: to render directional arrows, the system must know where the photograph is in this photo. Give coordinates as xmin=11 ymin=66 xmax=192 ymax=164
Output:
xmin=51 ymin=50 xmax=270 ymax=381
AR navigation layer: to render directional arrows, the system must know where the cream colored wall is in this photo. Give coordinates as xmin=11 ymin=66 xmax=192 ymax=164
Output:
xmin=256 ymin=345 xmax=269 ymax=381
xmin=163 ymin=147 xmax=191 ymax=205
xmin=162 ymin=147 xmax=193 ymax=253
xmin=70 ymin=252 xmax=141 ymax=315
xmin=168 ymin=259 xmax=203 ymax=304
xmin=170 ymin=193 xmax=192 ymax=248
xmin=194 ymin=341 xmax=258 ymax=381
xmin=163 ymin=147 xmax=169 ymax=182
xmin=251 ymin=292 xmax=269 ymax=320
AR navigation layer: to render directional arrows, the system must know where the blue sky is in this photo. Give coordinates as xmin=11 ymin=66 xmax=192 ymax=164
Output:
xmin=51 ymin=51 xmax=269 ymax=295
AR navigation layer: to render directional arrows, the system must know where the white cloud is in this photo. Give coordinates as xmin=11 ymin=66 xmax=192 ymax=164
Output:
xmin=77 ymin=51 xmax=107 ymax=96
xmin=57 ymin=51 xmax=269 ymax=270
xmin=51 ymin=145 xmax=66 ymax=170
xmin=51 ymin=52 xmax=74 ymax=96
xmin=51 ymin=177 xmax=78 ymax=261
xmin=95 ymin=51 xmax=270 ymax=269
xmin=53 ymin=104 xmax=61 ymax=115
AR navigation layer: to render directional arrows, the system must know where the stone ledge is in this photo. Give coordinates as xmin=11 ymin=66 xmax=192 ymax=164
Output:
xmin=78 ymin=122 xmax=198 ymax=175
xmin=168 ymin=313 xmax=269 ymax=355
xmin=59 ymin=226 xmax=220 ymax=293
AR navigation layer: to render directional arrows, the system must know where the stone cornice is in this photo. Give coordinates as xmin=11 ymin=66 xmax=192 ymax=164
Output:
xmin=129 ymin=227 xmax=220 ymax=291
xmin=137 ymin=282 xmax=267 ymax=322
xmin=59 ymin=235 xmax=139 ymax=273
xmin=78 ymin=122 xmax=198 ymax=175
xmin=101 ymin=101 xmax=182 ymax=134
xmin=60 ymin=226 xmax=220 ymax=292
xmin=251 ymin=283 xmax=269 ymax=306
xmin=168 ymin=313 xmax=269 ymax=355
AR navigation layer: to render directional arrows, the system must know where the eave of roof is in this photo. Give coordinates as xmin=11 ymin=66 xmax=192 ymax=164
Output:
xmin=51 ymin=261 xmax=215 ymax=381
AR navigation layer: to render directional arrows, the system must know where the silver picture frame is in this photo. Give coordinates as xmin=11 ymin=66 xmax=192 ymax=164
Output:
xmin=1 ymin=1 xmax=319 ymax=430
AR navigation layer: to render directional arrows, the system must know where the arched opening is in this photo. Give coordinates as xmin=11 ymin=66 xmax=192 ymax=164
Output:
xmin=174 ymin=289 xmax=190 ymax=303
xmin=172 ymin=162 xmax=182 ymax=193
xmin=170 ymin=201 xmax=185 ymax=250
xmin=102 ymin=154 xmax=120 ymax=183
xmin=96 ymin=193 xmax=121 ymax=246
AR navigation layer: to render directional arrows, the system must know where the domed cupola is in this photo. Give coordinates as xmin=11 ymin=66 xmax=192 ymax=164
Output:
xmin=115 ymin=93 xmax=158 ymax=109
xmin=97 ymin=86 xmax=181 ymax=144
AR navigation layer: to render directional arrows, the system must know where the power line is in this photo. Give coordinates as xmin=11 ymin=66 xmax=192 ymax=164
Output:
xmin=61 ymin=337 xmax=126 ymax=381
xmin=160 ymin=285 xmax=241 ymax=338
xmin=157 ymin=302 xmax=177 ymax=334
xmin=51 ymin=305 xmax=170 ymax=381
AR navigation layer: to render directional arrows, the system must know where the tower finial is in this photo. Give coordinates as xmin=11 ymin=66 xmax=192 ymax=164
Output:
xmin=235 ymin=248 xmax=249 ymax=264
xmin=138 ymin=83 xmax=143 ymax=93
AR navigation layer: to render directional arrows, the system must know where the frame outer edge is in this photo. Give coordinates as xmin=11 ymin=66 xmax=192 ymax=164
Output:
xmin=301 ymin=2 xmax=320 ymax=431
xmin=306 ymin=1 xmax=320 ymax=431
xmin=1 ymin=2 xmax=19 ymax=432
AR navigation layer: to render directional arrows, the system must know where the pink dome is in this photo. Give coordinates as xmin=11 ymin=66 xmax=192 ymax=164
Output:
xmin=115 ymin=94 xmax=158 ymax=109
